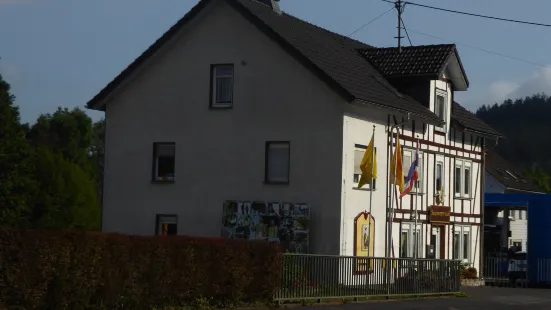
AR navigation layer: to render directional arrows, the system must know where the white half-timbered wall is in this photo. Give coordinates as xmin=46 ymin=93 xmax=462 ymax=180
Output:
xmin=341 ymin=78 xmax=483 ymax=271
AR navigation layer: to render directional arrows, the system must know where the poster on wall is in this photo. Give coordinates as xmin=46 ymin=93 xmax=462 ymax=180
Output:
xmin=354 ymin=211 xmax=375 ymax=274
xmin=221 ymin=200 xmax=310 ymax=253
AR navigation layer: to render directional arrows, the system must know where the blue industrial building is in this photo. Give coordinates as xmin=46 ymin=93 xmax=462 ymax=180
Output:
xmin=485 ymin=193 xmax=551 ymax=286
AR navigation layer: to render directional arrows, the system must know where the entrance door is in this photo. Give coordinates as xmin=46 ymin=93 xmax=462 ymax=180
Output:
xmin=431 ymin=227 xmax=441 ymax=259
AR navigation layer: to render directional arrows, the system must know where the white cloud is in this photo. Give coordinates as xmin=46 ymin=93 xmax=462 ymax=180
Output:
xmin=472 ymin=66 xmax=551 ymax=110
xmin=487 ymin=81 xmax=520 ymax=104
xmin=507 ymin=67 xmax=551 ymax=100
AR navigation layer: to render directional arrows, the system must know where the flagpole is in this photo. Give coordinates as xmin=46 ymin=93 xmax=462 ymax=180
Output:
xmin=367 ymin=125 xmax=375 ymax=261
xmin=386 ymin=126 xmax=399 ymax=294
xmin=414 ymin=136 xmax=419 ymax=259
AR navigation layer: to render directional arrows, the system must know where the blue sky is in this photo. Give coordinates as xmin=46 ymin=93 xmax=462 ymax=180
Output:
xmin=1 ymin=0 xmax=550 ymax=124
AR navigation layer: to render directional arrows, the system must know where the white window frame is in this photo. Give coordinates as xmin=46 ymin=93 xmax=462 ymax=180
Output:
xmin=353 ymin=145 xmax=376 ymax=189
xmin=156 ymin=214 xmax=178 ymax=236
xmin=402 ymin=148 xmax=423 ymax=193
xmin=400 ymin=223 xmax=423 ymax=258
xmin=211 ymin=64 xmax=234 ymax=108
xmin=453 ymin=225 xmax=471 ymax=263
xmin=153 ymin=142 xmax=176 ymax=181
xmin=510 ymin=239 xmax=523 ymax=251
xmin=454 ymin=159 xmax=472 ymax=198
xmin=434 ymin=89 xmax=447 ymax=133
xmin=435 ymin=159 xmax=445 ymax=195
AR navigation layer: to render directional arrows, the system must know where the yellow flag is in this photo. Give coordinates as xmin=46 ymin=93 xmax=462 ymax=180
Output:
xmin=358 ymin=135 xmax=377 ymax=188
xmin=390 ymin=136 xmax=405 ymax=193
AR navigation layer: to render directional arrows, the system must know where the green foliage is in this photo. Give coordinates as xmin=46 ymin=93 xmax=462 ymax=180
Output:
xmin=0 ymin=229 xmax=283 ymax=309
xmin=476 ymin=93 xmax=551 ymax=191
xmin=0 ymin=73 xmax=103 ymax=230
xmin=0 ymin=74 xmax=36 ymax=228
xmin=31 ymin=147 xmax=100 ymax=230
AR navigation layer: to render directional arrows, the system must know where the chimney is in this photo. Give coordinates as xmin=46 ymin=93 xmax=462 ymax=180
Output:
xmin=257 ymin=0 xmax=282 ymax=15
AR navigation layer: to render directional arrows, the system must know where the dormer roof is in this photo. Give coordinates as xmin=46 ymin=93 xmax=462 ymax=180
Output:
xmin=358 ymin=44 xmax=469 ymax=91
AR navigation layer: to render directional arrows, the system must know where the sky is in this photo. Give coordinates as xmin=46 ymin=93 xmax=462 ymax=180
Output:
xmin=1 ymin=0 xmax=550 ymax=124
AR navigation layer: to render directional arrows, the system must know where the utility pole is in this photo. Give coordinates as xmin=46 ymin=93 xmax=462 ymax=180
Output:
xmin=395 ymin=0 xmax=404 ymax=52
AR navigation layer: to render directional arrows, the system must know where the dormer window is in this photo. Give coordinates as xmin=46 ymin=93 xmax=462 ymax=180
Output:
xmin=435 ymin=89 xmax=447 ymax=132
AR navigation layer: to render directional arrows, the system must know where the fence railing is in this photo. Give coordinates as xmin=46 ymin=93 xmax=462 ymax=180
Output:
xmin=483 ymin=252 xmax=551 ymax=287
xmin=274 ymin=254 xmax=461 ymax=301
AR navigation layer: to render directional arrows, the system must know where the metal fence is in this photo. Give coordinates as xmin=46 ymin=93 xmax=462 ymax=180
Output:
xmin=483 ymin=252 xmax=551 ymax=288
xmin=274 ymin=254 xmax=461 ymax=301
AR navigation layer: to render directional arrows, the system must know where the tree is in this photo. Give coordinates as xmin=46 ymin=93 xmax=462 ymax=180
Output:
xmin=27 ymin=107 xmax=94 ymax=168
xmin=0 ymin=74 xmax=36 ymax=227
xmin=26 ymin=108 xmax=102 ymax=230
xmin=31 ymin=147 xmax=100 ymax=230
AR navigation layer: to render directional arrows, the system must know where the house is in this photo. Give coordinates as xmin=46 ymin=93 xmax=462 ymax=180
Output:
xmin=484 ymin=149 xmax=545 ymax=253
xmin=86 ymin=0 xmax=501 ymax=271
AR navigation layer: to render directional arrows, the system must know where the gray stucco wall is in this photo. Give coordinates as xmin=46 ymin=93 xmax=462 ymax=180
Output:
xmin=101 ymin=0 xmax=345 ymax=254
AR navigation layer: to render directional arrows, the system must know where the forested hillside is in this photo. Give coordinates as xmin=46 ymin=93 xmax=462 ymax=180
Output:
xmin=476 ymin=93 xmax=551 ymax=192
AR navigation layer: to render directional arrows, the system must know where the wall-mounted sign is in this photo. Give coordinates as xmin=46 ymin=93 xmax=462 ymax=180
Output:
xmin=221 ymin=200 xmax=310 ymax=253
xmin=430 ymin=206 xmax=451 ymax=224
xmin=354 ymin=212 xmax=375 ymax=274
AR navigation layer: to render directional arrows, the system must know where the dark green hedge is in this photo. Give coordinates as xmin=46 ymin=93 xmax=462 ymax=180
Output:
xmin=0 ymin=229 xmax=283 ymax=309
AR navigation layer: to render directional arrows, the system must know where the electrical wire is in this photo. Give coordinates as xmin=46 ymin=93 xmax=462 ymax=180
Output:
xmin=407 ymin=28 xmax=548 ymax=68
xmin=398 ymin=0 xmax=551 ymax=28
xmin=348 ymin=7 xmax=395 ymax=36
xmin=400 ymin=17 xmax=413 ymax=46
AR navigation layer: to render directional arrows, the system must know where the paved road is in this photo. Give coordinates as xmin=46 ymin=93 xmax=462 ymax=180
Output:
xmin=302 ymin=287 xmax=551 ymax=309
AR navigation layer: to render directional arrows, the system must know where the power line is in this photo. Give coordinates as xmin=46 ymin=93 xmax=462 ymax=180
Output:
xmin=407 ymin=28 xmax=548 ymax=68
xmin=402 ymin=1 xmax=551 ymax=28
xmin=349 ymin=7 xmax=394 ymax=36
xmin=400 ymin=17 xmax=412 ymax=46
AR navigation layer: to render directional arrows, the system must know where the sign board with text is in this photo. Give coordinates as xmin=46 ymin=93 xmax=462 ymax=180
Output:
xmin=430 ymin=206 xmax=451 ymax=224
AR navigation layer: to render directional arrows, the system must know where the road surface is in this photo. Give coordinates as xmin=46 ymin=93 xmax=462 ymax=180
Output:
xmin=301 ymin=287 xmax=551 ymax=309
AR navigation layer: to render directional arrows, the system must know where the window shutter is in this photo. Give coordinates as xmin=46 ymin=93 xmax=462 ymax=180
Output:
xmin=267 ymin=143 xmax=289 ymax=182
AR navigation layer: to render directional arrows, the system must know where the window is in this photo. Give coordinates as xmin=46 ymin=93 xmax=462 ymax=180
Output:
xmin=453 ymin=226 xmax=471 ymax=262
xmin=210 ymin=64 xmax=234 ymax=108
xmin=519 ymin=210 xmax=524 ymax=220
xmin=510 ymin=210 xmax=516 ymax=219
xmin=435 ymin=90 xmax=447 ymax=132
xmin=353 ymin=146 xmax=376 ymax=189
xmin=156 ymin=215 xmax=177 ymax=236
xmin=454 ymin=160 xmax=472 ymax=198
xmin=265 ymin=141 xmax=290 ymax=184
xmin=435 ymin=161 xmax=444 ymax=193
xmin=402 ymin=149 xmax=423 ymax=192
xmin=152 ymin=142 xmax=175 ymax=181
xmin=400 ymin=223 xmax=423 ymax=258
xmin=511 ymin=240 xmax=523 ymax=251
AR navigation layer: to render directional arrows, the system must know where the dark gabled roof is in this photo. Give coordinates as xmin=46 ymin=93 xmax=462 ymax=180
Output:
xmin=86 ymin=0 xmax=442 ymax=124
xmin=485 ymin=149 xmax=545 ymax=194
xmin=451 ymin=101 xmax=502 ymax=137
xmin=359 ymin=44 xmax=457 ymax=78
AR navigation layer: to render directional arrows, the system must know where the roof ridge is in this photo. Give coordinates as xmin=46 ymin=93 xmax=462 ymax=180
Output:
xmin=279 ymin=12 xmax=373 ymax=49
xmin=367 ymin=43 xmax=456 ymax=50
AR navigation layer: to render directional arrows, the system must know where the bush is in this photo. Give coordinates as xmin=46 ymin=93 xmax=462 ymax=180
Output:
xmin=0 ymin=229 xmax=283 ymax=309
xmin=460 ymin=262 xmax=478 ymax=279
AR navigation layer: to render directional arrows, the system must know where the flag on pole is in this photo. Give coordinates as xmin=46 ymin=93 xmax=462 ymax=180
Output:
xmin=400 ymin=146 xmax=419 ymax=198
xmin=390 ymin=136 xmax=404 ymax=193
xmin=358 ymin=134 xmax=377 ymax=188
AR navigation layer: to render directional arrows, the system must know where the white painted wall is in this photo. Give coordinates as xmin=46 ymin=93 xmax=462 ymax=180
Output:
xmin=339 ymin=78 xmax=483 ymax=272
xmin=102 ymin=0 xmax=345 ymax=255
